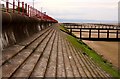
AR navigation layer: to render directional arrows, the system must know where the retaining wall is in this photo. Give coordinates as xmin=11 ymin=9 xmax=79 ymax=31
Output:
xmin=2 ymin=12 xmax=52 ymax=48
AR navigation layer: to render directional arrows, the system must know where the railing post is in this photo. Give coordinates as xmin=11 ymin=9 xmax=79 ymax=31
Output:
xmin=28 ymin=5 xmax=29 ymax=16
xmin=6 ymin=0 xmax=9 ymax=12
xmin=25 ymin=3 xmax=27 ymax=15
xmin=13 ymin=0 xmax=15 ymax=13
xmin=18 ymin=0 xmax=20 ymax=14
xmin=22 ymin=2 xmax=24 ymax=15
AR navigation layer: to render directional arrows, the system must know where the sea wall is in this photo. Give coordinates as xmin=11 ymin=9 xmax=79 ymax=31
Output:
xmin=2 ymin=12 xmax=52 ymax=48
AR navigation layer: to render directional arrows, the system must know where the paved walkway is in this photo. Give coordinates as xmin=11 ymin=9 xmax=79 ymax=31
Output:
xmin=2 ymin=24 xmax=111 ymax=78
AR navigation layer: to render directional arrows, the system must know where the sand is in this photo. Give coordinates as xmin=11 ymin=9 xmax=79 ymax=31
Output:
xmin=73 ymin=32 xmax=119 ymax=68
xmin=83 ymin=40 xmax=119 ymax=68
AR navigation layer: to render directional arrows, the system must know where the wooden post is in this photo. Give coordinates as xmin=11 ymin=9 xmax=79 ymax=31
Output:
xmin=89 ymin=29 xmax=91 ymax=38
xmin=107 ymin=30 xmax=109 ymax=38
xmin=94 ymin=25 xmax=96 ymax=28
xmin=98 ymin=29 xmax=100 ymax=38
xmin=116 ymin=30 xmax=119 ymax=38
xmin=70 ymin=29 xmax=72 ymax=34
xmin=80 ymin=29 xmax=82 ymax=39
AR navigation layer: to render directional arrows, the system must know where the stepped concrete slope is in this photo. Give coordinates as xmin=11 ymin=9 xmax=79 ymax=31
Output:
xmin=2 ymin=24 xmax=111 ymax=78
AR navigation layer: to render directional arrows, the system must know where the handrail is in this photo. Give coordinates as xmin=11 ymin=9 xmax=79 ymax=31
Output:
xmin=1 ymin=0 xmax=58 ymax=23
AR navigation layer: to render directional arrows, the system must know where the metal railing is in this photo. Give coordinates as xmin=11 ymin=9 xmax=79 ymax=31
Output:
xmin=1 ymin=0 xmax=58 ymax=22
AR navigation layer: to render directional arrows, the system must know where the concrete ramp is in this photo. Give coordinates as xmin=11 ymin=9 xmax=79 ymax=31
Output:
xmin=2 ymin=24 xmax=111 ymax=78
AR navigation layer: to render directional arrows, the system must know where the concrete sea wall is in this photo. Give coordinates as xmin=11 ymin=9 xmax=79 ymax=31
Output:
xmin=2 ymin=12 xmax=52 ymax=48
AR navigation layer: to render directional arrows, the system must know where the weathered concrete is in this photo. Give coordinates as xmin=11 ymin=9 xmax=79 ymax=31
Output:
xmin=2 ymin=12 xmax=54 ymax=48
xmin=2 ymin=24 xmax=112 ymax=78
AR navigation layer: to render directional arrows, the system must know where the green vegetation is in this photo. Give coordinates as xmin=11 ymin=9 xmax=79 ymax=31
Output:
xmin=58 ymin=24 xmax=76 ymax=37
xmin=59 ymin=25 xmax=120 ymax=77
xmin=58 ymin=24 xmax=69 ymax=32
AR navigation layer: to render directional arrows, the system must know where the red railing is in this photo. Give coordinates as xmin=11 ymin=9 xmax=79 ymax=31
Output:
xmin=1 ymin=0 xmax=58 ymax=23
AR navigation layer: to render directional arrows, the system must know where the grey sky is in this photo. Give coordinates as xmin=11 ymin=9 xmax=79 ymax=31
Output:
xmin=33 ymin=0 xmax=119 ymax=23
xmin=4 ymin=0 xmax=120 ymax=23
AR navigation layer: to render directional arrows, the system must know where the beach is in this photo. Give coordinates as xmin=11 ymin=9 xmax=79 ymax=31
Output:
xmin=73 ymin=32 xmax=119 ymax=68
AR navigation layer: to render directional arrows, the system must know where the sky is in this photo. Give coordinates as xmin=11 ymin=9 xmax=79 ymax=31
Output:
xmin=3 ymin=0 xmax=120 ymax=23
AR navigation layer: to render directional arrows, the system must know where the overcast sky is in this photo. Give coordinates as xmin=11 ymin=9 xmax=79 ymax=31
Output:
xmin=4 ymin=0 xmax=120 ymax=23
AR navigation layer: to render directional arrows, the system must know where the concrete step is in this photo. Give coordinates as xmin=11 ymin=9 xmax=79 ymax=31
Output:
xmin=2 ymin=28 xmax=54 ymax=77
xmin=65 ymin=38 xmax=88 ymax=78
xmin=67 ymin=41 xmax=99 ymax=78
xmin=63 ymin=37 xmax=80 ymax=77
xmin=56 ymin=33 xmax=66 ymax=77
xmin=30 ymin=30 xmax=57 ymax=77
xmin=75 ymin=46 xmax=111 ymax=78
xmin=60 ymin=28 xmax=111 ymax=77
xmin=12 ymin=29 xmax=55 ymax=77
xmin=66 ymin=36 xmax=112 ymax=78
xmin=44 ymin=32 xmax=59 ymax=77
xmin=61 ymin=35 xmax=74 ymax=77
xmin=60 ymin=31 xmax=93 ymax=78
xmin=2 ymin=27 xmax=52 ymax=65
xmin=81 ymin=51 xmax=111 ymax=78
xmin=2 ymin=48 xmax=33 ymax=77
xmin=2 ymin=24 xmax=112 ymax=78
